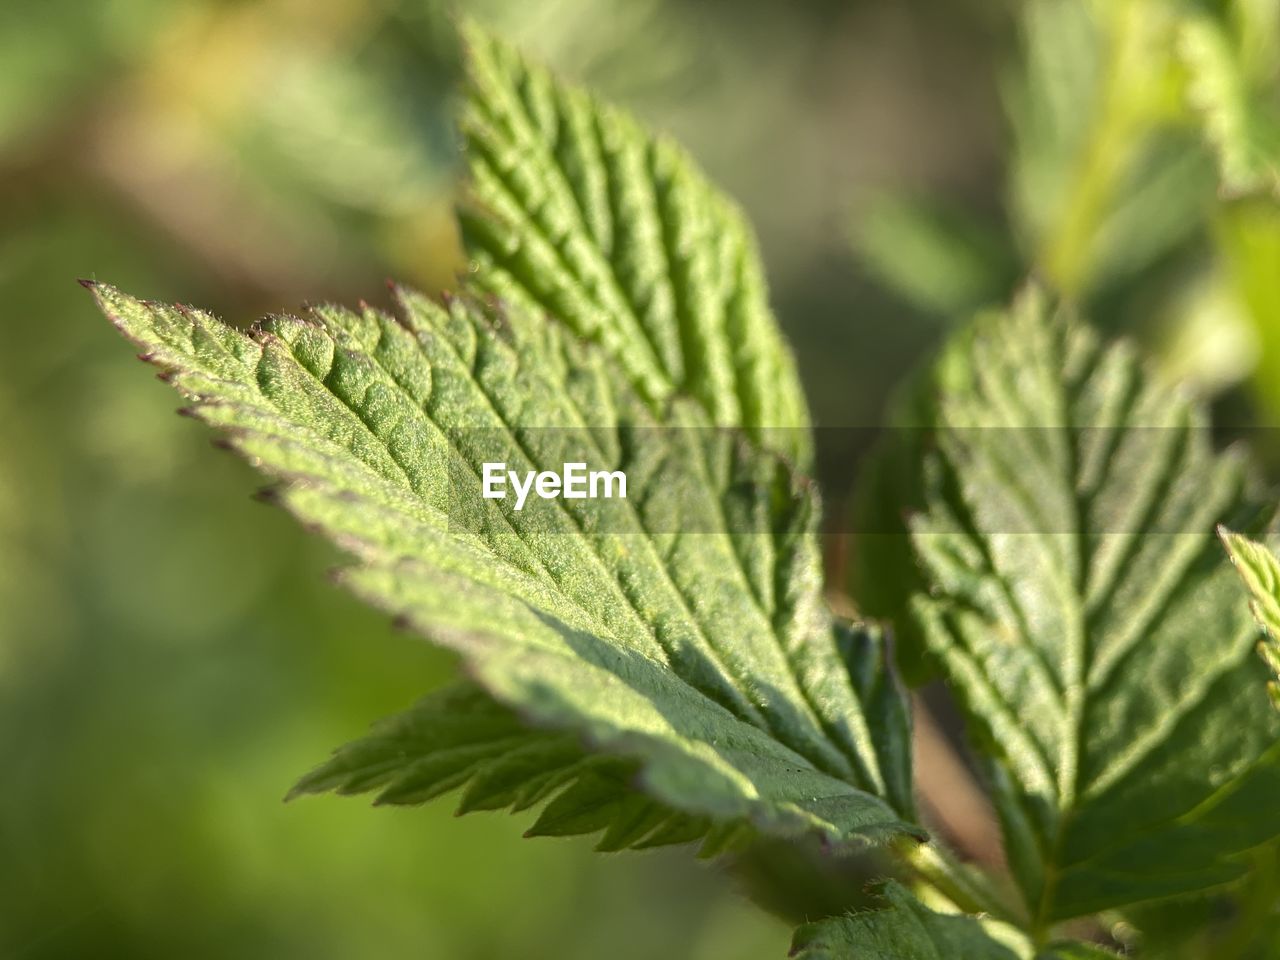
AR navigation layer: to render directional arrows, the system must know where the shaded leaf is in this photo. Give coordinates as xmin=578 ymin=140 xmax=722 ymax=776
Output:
xmin=1181 ymin=9 xmax=1280 ymax=198
xmin=789 ymin=882 xmax=1114 ymax=959
xmin=292 ymin=682 xmax=735 ymax=854
xmin=899 ymin=290 xmax=1280 ymax=923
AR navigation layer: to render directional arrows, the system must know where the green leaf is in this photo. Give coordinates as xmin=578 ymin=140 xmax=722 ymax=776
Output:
xmin=290 ymin=681 xmax=732 ymax=853
xmin=895 ymin=290 xmax=1280 ymax=924
xmin=1122 ymin=843 xmax=1280 ymax=959
xmin=1006 ymin=2 xmax=1217 ymax=296
xmin=1220 ymin=199 xmax=1280 ymax=421
xmin=457 ymin=21 xmax=811 ymax=466
xmin=789 ymin=882 xmax=1112 ymax=960
xmin=1181 ymin=10 xmax=1280 ymax=198
xmin=1221 ymin=529 xmax=1280 ymax=710
xmin=291 ymin=682 xmax=590 ymax=810
xmin=850 ymin=192 xmax=1018 ymax=317
xmin=88 ymin=280 xmax=919 ymax=853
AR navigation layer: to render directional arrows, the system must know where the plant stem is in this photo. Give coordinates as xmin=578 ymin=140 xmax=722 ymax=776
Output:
xmin=896 ymin=838 xmax=1026 ymax=928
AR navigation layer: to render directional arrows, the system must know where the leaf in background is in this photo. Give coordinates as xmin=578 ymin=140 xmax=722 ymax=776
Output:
xmin=0 ymin=0 xmax=176 ymax=151
xmin=1221 ymin=530 xmax=1280 ymax=709
xmin=460 ymin=0 xmax=699 ymax=99
xmin=1005 ymin=0 xmax=1103 ymax=274
xmin=1082 ymin=131 xmax=1218 ymax=287
xmin=1220 ymin=198 xmax=1280 ymax=421
xmin=1154 ymin=269 xmax=1259 ymax=395
xmin=1006 ymin=1 xmax=1211 ymax=297
xmin=457 ymin=22 xmax=811 ymax=466
xmin=789 ymin=882 xmax=1113 ymax=959
xmin=89 ymin=281 xmax=919 ymax=853
xmin=902 ymin=290 xmax=1280 ymax=924
xmin=1121 ymin=843 xmax=1280 ymax=959
xmin=1181 ymin=7 xmax=1280 ymax=199
xmin=849 ymin=192 xmax=1018 ymax=318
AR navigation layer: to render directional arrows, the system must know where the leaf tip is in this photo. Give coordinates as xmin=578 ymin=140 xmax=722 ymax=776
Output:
xmin=1218 ymin=525 xmax=1250 ymax=566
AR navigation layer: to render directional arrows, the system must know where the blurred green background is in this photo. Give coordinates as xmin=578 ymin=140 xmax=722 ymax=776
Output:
xmin=1 ymin=0 xmax=1278 ymax=957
